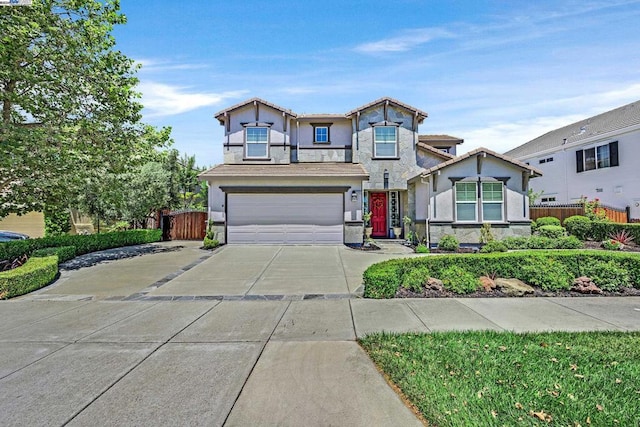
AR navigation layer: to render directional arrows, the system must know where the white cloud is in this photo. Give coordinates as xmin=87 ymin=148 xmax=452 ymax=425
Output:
xmin=354 ymin=28 xmax=454 ymax=54
xmin=135 ymin=58 xmax=210 ymax=72
xmin=138 ymin=82 xmax=248 ymax=117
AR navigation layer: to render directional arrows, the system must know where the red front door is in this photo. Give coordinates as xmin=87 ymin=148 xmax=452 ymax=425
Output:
xmin=370 ymin=192 xmax=387 ymax=238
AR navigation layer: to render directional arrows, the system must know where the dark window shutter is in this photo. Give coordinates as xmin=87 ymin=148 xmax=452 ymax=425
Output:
xmin=576 ymin=150 xmax=584 ymax=173
xmin=609 ymin=141 xmax=619 ymax=167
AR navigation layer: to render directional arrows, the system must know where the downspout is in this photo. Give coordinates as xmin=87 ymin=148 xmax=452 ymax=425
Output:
xmin=421 ymin=174 xmax=431 ymax=246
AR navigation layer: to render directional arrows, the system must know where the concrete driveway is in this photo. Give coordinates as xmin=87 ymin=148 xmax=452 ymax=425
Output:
xmin=2 ymin=242 xmax=640 ymax=426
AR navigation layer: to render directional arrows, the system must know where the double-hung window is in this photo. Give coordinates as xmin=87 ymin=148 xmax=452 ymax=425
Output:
xmin=481 ymin=182 xmax=504 ymax=221
xmin=455 ymin=182 xmax=477 ymax=221
xmin=245 ymin=127 xmax=268 ymax=158
xmin=374 ymin=126 xmax=397 ymax=157
xmin=576 ymin=141 xmax=618 ymax=172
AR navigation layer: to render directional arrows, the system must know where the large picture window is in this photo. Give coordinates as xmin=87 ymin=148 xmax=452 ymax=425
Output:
xmin=481 ymin=182 xmax=504 ymax=221
xmin=455 ymin=182 xmax=477 ymax=222
xmin=576 ymin=141 xmax=618 ymax=173
xmin=245 ymin=127 xmax=268 ymax=158
xmin=374 ymin=126 xmax=397 ymax=157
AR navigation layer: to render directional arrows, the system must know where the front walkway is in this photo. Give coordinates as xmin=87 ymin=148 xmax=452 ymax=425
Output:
xmin=1 ymin=243 xmax=639 ymax=425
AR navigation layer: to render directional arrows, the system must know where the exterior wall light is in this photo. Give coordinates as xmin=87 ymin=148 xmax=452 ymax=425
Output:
xmin=351 ymin=191 xmax=358 ymax=202
xmin=383 ymin=169 xmax=389 ymax=189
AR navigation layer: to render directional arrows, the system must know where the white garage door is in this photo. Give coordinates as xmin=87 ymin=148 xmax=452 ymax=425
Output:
xmin=227 ymin=193 xmax=343 ymax=244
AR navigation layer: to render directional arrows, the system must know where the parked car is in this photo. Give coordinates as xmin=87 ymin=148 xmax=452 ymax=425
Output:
xmin=0 ymin=230 xmax=30 ymax=242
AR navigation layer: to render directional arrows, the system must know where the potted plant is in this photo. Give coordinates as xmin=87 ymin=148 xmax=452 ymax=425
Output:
xmin=363 ymin=211 xmax=373 ymax=238
xmin=402 ymin=215 xmax=412 ymax=241
xmin=392 ymin=222 xmax=402 ymax=239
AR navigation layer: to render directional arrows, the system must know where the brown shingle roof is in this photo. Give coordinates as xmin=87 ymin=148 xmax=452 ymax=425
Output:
xmin=421 ymin=147 xmax=542 ymax=177
xmin=416 ymin=142 xmax=456 ymax=160
xmin=419 ymin=134 xmax=464 ymax=144
xmin=346 ymin=97 xmax=428 ymax=119
xmin=505 ymin=100 xmax=640 ymax=158
xmin=199 ymin=163 xmax=369 ymax=179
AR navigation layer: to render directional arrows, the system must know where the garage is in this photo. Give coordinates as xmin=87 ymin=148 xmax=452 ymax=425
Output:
xmin=227 ymin=193 xmax=344 ymax=244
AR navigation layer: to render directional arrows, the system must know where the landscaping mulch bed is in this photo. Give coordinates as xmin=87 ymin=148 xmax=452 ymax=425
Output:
xmin=395 ymin=286 xmax=640 ymax=299
xmin=582 ymin=241 xmax=640 ymax=252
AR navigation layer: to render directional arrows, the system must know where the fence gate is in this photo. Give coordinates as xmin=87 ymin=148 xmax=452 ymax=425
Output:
xmin=163 ymin=210 xmax=207 ymax=240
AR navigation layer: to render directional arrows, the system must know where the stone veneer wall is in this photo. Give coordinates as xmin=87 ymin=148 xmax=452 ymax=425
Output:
xmin=223 ymin=146 xmax=290 ymax=164
xmin=429 ymin=223 xmax=531 ymax=245
xmin=297 ymin=148 xmax=346 ymax=163
xmin=344 ymin=221 xmax=364 ymax=244
xmin=210 ymin=223 xmax=226 ymax=244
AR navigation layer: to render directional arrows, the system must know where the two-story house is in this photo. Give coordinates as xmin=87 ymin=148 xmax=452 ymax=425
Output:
xmin=200 ymin=97 xmax=541 ymax=245
xmin=505 ymin=100 xmax=640 ymax=221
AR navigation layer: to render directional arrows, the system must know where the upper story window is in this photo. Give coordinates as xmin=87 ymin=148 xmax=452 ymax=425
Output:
xmin=455 ymin=182 xmax=477 ymax=222
xmin=245 ymin=127 xmax=269 ymax=158
xmin=538 ymin=157 xmax=553 ymax=164
xmin=576 ymin=141 xmax=618 ymax=173
xmin=312 ymin=124 xmax=330 ymax=143
xmin=374 ymin=126 xmax=398 ymax=158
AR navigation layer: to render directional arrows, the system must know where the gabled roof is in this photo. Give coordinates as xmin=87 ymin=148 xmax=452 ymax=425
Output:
xmin=505 ymin=100 xmax=640 ymax=158
xmin=199 ymin=163 xmax=369 ymax=179
xmin=416 ymin=142 xmax=456 ymax=160
xmin=418 ymin=134 xmax=464 ymax=145
xmin=346 ymin=97 xmax=428 ymax=119
xmin=214 ymin=97 xmax=297 ymax=122
xmin=421 ymin=147 xmax=542 ymax=177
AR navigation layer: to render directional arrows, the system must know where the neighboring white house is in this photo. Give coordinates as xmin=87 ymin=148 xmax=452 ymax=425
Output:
xmin=505 ymin=100 xmax=640 ymax=220
xmin=200 ymin=97 xmax=541 ymax=245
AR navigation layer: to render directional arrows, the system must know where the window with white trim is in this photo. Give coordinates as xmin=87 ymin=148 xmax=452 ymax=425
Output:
xmin=314 ymin=126 xmax=329 ymax=143
xmin=374 ymin=126 xmax=397 ymax=157
xmin=245 ymin=127 xmax=268 ymax=158
xmin=481 ymin=182 xmax=504 ymax=221
xmin=455 ymin=182 xmax=477 ymax=221
xmin=576 ymin=141 xmax=618 ymax=172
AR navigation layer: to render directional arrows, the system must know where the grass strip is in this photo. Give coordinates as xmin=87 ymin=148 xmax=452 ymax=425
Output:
xmin=360 ymin=331 xmax=640 ymax=426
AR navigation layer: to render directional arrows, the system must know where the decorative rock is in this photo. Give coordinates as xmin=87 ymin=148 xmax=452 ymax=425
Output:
xmin=571 ymin=276 xmax=603 ymax=294
xmin=479 ymin=276 xmax=496 ymax=292
xmin=494 ymin=278 xmax=534 ymax=296
xmin=426 ymin=278 xmax=444 ymax=292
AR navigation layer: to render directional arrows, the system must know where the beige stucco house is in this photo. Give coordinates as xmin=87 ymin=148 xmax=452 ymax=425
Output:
xmin=200 ymin=97 xmax=541 ymax=245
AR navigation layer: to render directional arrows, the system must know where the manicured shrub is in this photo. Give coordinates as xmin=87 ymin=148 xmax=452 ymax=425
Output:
xmin=31 ymin=246 xmax=77 ymax=263
xmin=203 ymin=237 xmax=220 ymax=250
xmin=582 ymin=260 xmax=630 ymax=291
xmin=538 ymin=225 xmax=566 ymax=239
xmin=564 ymin=215 xmax=592 ymax=240
xmin=362 ymin=250 xmax=640 ymax=298
xmin=0 ymin=229 xmax=162 ymax=263
xmin=439 ymin=265 xmax=479 ymax=294
xmin=501 ymin=236 xmax=582 ymax=250
xmin=480 ymin=241 xmax=508 ymax=253
xmin=530 ymin=220 xmax=538 ymax=233
xmin=0 ymin=256 xmax=58 ymax=299
xmin=401 ymin=266 xmax=431 ymax=293
xmin=501 ymin=236 xmax=528 ymax=250
xmin=589 ymin=222 xmax=640 ymax=242
xmin=438 ymin=235 xmax=459 ymax=252
xmin=415 ymin=243 xmax=429 ymax=253
xmin=535 ymin=216 xmax=561 ymax=227
xmin=520 ymin=258 xmax=572 ymax=291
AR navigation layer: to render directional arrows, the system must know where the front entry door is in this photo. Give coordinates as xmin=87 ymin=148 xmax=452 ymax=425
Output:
xmin=370 ymin=192 xmax=387 ymax=238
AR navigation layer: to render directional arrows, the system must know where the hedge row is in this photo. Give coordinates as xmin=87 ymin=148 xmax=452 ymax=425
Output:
xmin=363 ymin=251 xmax=640 ymax=298
xmin=32 ymin=246 xmax=77 ymax=263
xmin=0 ymin=229 xmax=162 ymax=262
xmin=562 ymin=216 xmax=640 ymax=242
xmin=0 ymin=256 xmax=58 ymax=299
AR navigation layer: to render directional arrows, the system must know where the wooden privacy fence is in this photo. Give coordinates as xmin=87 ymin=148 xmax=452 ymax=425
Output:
xmin=163 ymin=210 xmax=207 ymax=240
xmin=530 ymin=203 xmax=628 ymax=224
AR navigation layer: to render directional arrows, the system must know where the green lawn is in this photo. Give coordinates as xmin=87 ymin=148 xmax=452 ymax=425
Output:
xmin=359 ymin=331 xmax=640 ymax=426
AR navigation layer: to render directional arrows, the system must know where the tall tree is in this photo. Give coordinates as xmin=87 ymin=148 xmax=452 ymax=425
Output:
xmin=0 ymin=0 xmax=164 ymax=217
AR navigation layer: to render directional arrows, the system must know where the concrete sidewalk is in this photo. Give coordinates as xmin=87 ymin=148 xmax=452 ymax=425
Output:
xmin=1 ymin=243 xmax=639 ymax=426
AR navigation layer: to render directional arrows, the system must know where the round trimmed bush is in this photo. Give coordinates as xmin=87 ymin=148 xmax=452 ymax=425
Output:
xmin=538 ymin=225 xmax=566 ymax=239
xmin=564 ymin=215 xmax=592 ymax=240
xmin=438 ymin=235 xmax=459 ymax=252
xmin=439 ymin=265 xmax=479 ymax=294
xmin=535 ymin=216 xmax=561 ymax=227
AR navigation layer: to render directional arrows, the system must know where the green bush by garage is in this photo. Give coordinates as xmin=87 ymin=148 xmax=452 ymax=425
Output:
xmin=363 ymin=251 xmax=640 ymax=298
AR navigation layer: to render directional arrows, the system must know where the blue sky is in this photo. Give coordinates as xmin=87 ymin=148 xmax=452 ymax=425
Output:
xmin=112 ymin=0 xmax=640 ymax=167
